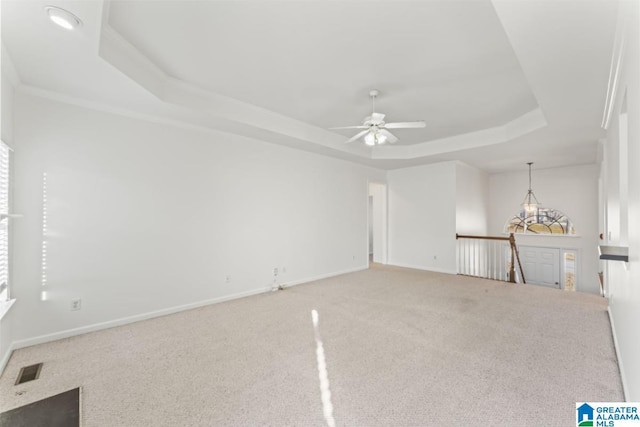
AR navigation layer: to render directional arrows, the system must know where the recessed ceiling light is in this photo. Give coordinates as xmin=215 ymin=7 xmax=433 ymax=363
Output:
xmin=44 ymin=6 xmax=82 ymax=30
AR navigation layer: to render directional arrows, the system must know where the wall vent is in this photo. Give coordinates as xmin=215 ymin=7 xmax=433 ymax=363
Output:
xmin=15 ymin=363 xmax=43 ymax=385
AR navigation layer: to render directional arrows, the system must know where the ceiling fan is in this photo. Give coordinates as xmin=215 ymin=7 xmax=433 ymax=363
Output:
xmin=330 ymin=90 xmax=426 ymax=146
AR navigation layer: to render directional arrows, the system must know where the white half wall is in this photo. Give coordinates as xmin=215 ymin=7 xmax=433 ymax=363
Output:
xmin=8 ymin=91 xmax=385 ymax=346
xmin=387 ymin=161 xmax=457 ymax=274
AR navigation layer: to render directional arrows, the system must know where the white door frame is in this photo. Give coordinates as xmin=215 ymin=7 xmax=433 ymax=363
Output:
xmin=368 ymin=182 xmax=388 ymax=265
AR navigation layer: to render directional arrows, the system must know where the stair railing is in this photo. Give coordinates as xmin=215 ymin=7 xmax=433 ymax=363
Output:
xmin=455 ymin=233 xmax=526 ymax=284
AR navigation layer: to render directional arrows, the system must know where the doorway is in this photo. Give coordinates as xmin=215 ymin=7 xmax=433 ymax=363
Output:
xmin=368 ymin=182 xmax=387 ymax=265
xmin=520 ymin=246 xmax=561 ymax=288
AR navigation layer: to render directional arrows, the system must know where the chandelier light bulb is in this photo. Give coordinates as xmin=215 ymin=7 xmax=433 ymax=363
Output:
xmin=521 ymin=162 xmax=540 ymax=214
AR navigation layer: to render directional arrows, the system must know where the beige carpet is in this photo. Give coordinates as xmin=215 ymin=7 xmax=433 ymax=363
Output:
xmin=0 ymin=265 xmax=624 ymax=426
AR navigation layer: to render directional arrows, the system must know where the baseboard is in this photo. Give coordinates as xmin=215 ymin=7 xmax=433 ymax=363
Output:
xmin=607 ymin=306 xmax=629 ymax=401
xmin=387 ymin=262 xmax=457 ymax=276
xmin=0 ymin=341 xmax=15 ymax=376
xmin=10 ymin=286 xmax=271 ymax=351
xmin=281 ymin=265 xmax=369 ymax=288
xmin=7 ymin=265 xmax=371 ymax=357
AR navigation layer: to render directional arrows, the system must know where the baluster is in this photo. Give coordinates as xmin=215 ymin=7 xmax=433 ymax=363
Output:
xmin=491 ymin=241 xmax=496 ymax=279
xmin=471 ymin=240 xmax=475 ymax=276
xmin=465 ymin=239 xmax=469 ymax=275
xmin=498 ymin=241 xmax=501 ymax=280
xmin=463 ymin=239 xmax=466 ymax=275
xmin=483 ymin=240 xmax=487 ymax=278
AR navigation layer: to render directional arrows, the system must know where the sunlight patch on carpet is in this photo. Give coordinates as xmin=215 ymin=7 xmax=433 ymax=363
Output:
xmin=312 ymin=309 xmax=336 ymax=427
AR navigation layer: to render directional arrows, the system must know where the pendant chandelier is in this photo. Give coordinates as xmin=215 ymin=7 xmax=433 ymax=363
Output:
xmin=521 ymin=162 xmax=540 ymax=214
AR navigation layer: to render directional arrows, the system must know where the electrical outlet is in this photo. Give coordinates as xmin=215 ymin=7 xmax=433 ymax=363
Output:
xmin=70 ymin=298 xmax=82 ymax=311
xmin=273 ymin=268 xmax=278 ymax=276
xmin=225 ymin=275 xmax=231 ymax=284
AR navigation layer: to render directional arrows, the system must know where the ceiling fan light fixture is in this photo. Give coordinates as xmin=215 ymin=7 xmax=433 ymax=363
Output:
xmin=330 ymin=89 xmax=425 ymax=146
xmin=44 ymin=6 xmax=82 ymax=30
xmin=364 ymin=133 xmax=376 ymax=146
xmin=364 ymin=130 xmax=387 ymax=146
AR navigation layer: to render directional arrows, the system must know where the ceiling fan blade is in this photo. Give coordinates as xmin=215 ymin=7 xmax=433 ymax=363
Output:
xmin=346 ymin=129 xmax=369 ymax=143
xmin=329 ymin=125 xmax=369 ymax=130
xmin=384 ymin=121 xmax=426 ymax=129
xmin=370 ymin=112 xmax=386 ymax=123
xmin=379 ymin=129 xmax=398 ymax=143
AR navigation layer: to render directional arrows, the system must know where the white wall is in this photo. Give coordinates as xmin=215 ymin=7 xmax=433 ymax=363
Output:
xmin=603 ymin=0 xmax=640 ymax=401
xmin=388 ymin=161 xmax=457 ymax=274
xmin=456 ymin=162 xmax=488 ymax=235
xmin=489 ymin=164 xmax=600 ymax=294
xmin=8 ymin=91 xmax=385 ymax=346
xmin=1 ymin=53 xmax=14 ymax=144
xmin=0 ymin=45 xmax=16 ymax=371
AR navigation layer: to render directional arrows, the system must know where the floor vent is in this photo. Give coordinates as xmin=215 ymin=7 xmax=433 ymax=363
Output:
xmin=15 ymin=363 xmax=43 ymax=385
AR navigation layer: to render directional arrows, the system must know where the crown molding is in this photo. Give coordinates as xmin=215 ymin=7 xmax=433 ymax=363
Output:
xmin=15 ymin=84 xmax=383 ymax=169
xmin=97 ymin=18 xmax=547 ymax=164
xmin=97 ymin=22 xmax=370 ymax=160
xmin=16 ymin=84 xmax=245 ymax=139
xmin=371 ymin=107 xmax=546 ymax=160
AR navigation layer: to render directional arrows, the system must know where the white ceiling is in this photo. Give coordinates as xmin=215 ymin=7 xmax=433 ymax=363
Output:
xmin=1 ymin=0 xmax=620 ymax=173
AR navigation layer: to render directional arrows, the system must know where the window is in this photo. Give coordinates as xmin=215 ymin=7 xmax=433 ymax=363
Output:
xmin=563 ymin=250 xmax=577 ymax=292
xmin=504 ymin=207 xmax=576 ymax=235
xmin=0 ymin=141 xmax=10 ymax=302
